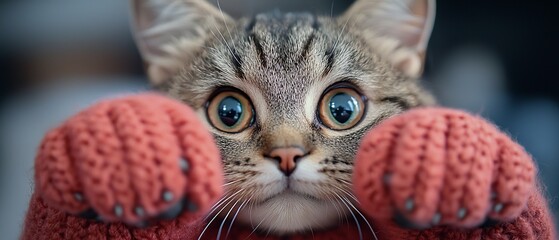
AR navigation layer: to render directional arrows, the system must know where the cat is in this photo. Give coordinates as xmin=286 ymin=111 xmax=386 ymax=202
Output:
xmin=130 ymin=0 xmax=436 ymax=235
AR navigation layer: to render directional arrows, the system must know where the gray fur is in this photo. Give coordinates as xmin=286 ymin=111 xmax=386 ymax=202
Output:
xmin=131 ymin=0 xmax=436 ymax=235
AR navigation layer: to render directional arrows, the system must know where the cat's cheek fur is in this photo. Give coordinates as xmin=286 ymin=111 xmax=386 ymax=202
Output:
xmin=289 ymin=161 xmax=333 ymax=196
xmin=291 ymin=160 xmax=326 ymax=182
xmin=250 ymin=161 xmax=287 ymax=199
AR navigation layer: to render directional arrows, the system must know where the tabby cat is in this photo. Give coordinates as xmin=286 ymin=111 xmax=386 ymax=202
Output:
xmin=130 ymin=0 xmax=435 ymax=235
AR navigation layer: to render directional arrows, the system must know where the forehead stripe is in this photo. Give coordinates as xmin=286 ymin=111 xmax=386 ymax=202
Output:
xmin=232 ymin=49 xmax=245 ymax=79
xmin=250 ymin=33 xmax=267 ymax=68
xmin=322 ymin=47 xmax=335 ymax=77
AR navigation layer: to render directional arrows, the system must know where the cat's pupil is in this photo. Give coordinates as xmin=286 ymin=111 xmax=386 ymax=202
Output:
xmin=329 ymin=93 xmax=357 ymax=124
xmin=218 ymin=96 xmax=243 ymax=127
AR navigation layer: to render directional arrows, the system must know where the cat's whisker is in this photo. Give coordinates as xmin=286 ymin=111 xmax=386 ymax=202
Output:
xmin=205 ymin=196 xmax=230 ymax=222
xmin=208 ymin=14 xmax=240 ymax=65
xmin=244 ymin=212 xmax=268 ymax=240
xmin=339 ymin=198 xmax=351 ymax=225
xmin=339 ymin=180 xmax=352 ymax=186
xmin=308 ymin=221 xmax=315 ymax=239
xmin=204 ymin=19 xmax=223 ymax=44
xmin=325 ymin=187 xmax=351 ymax=224
xmin=204 ymin=17 xmax=238 ymax=65
xmin=216 ymin=0 xmax=236 ymax=49
xmin=198 ymin=193 xmax=240 ymax=240
xmin=329 ymin=191 xmax=351 ymax=225
xmin=203 ymin=189 xmax=242 ymax=222
xmin=216 ymin=196 xmax=243 ymax=240
xmin=340 ymin=195 xmax=378 ymax=240
xmin=332 ymin=177 xmax=352 ymax=185
xmin=206 ymin=190 xmax=231 ymax=215
xmin=263 ymin=223 xmax=273 ymax=239
xmin=335 ymin=192 xmax=363 ymax=240
xmin=333 ymin=185 xmax=359 ymax=203
xmin=326 ymin=195 xmax=345 ymax=224
xmin=226 ymin=196 xmax=251 ymax=240
xmin=248 ymin=193 xmax=258 ymax=228
xmin=321 ymin=186 xmax=347 ymax=221
xmin=316 ymin=186 xmax=348 ymax=224
xmin=222 ymin=179 xmax=242 ymax=187
xmin=330 ymin=12 xmax=353 ymax=61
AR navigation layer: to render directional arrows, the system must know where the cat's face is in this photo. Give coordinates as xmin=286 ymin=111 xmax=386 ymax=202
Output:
xmin=131 ymin=0 xmax=435 ymax=234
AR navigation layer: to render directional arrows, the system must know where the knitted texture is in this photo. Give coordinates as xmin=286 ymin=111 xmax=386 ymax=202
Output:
xmin=23 ymin=191 xmax=555 ymax=240
xmin=22 ymin=95 xmax=556 ymax=240
xmin=33 ymin=94 xmax=223 ymax=224
xmin=353 ymin=108 xmax=536 ymax=228
xmin=23 ymin=194 xmax=206 ymax=240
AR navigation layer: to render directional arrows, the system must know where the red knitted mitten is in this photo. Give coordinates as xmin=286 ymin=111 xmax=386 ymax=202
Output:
xmin=25 ymin=93 xmax=223 ymax=238
xmin=354 ymin=108 xmax=537 ymax=229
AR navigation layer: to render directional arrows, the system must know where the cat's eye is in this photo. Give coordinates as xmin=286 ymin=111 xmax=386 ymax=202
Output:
xmin=318 ymin=86 xmax=365 ymax=130
xmin=207 ymin=90 xmax=254 ymax=133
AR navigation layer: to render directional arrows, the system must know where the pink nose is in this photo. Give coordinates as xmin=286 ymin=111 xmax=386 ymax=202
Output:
xmin=267 ymin=147 xmax=306 ymax=176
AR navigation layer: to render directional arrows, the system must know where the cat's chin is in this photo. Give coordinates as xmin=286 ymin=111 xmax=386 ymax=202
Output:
xmin=257 ymin=189 xmax=321 ymax=205
xmin=234 ymin=190 xmax=346 ymax=234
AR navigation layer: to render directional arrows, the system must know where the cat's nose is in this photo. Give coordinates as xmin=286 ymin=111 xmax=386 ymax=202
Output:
xmin=266 ymin=147 xmax=307 ymax=176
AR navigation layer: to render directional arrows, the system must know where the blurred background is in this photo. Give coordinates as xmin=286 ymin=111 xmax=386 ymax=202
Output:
xmin=0 ymin=0 xmax=557 ymax=238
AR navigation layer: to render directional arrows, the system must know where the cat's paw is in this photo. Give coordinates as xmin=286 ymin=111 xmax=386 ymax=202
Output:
xmin=34 ymin=93 xmax=223 ymax=226
xmin=353 ymin=108 xmax=536 ymax=229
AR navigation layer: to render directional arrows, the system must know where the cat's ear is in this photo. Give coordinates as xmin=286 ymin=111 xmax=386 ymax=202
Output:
xmin=341 ymin=0 xmax=435 ymax=77
xmin=130 ymin=0 xmax=234 ymax=85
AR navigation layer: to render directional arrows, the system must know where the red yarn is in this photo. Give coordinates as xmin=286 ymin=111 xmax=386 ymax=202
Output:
xmin=33 ymin=94 xmax=223 ymax=224
xmin=353 ymin=108 xmax=535 ymax=228
xmin=23 ymin=95 xmax=556 ymax=240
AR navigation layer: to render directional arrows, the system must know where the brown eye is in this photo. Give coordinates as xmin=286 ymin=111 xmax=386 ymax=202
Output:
xmin=207 ymin=90 xmax=254 ymax=133
xmin=318 ymin=87 xmax=365 ymax=130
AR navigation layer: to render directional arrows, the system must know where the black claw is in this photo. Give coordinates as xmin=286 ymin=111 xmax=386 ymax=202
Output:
xmin=134 ymin=206 xmax=145 ymax=217
xmin=457 ymin=208 xmax=467 ymax=219
xmin=179 ymin=158 xmax=189 ymax=172
xmin=78 ymin=208 xmax=99 ymax=220
xmin=114 ymin=204 xmax=124 ymax=218
xmin=493 ymin=203 xmax=504 ymax=213
xmin=74 ymin=192 xmax=84 ymax=202
xmin=405 ymin=198 xmax=414 ymax=212
xmin=162 ymin=190 xmax=174 ymax=202
xmin=157 ymin=198 xmax=184 ymax=220
xmin=431 ymin=213 xmax=442 ymax=225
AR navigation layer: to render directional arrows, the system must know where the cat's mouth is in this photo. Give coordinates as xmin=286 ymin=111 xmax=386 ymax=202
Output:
xmin=257 ymin=188 xmax=322 ymax=205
